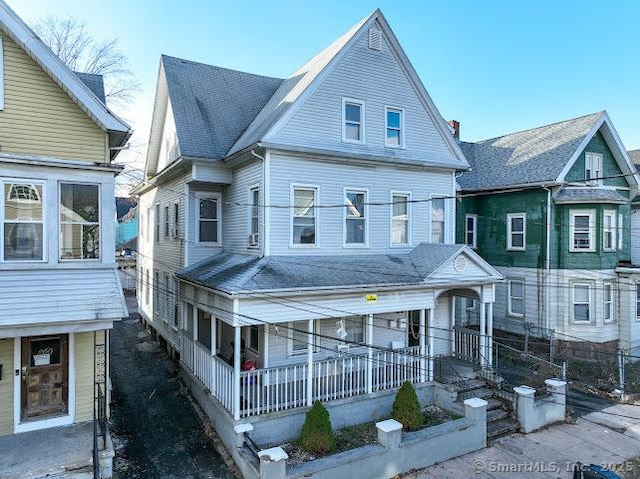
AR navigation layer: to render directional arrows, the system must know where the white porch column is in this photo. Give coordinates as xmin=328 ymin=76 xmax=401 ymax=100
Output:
xmin=306 ymin=319 xmax=313 ymax=407
xmin=211 ymin=316 xmax=217 ymax=357
xmin=487 ymin=302 xmax=494 ymax=367
xmin=193 ymin=305 xmax=198 ymax=341
xmin=450 ymin=297 xmax=456 ymax=357
xmin=427 ymin=308 xmax=435 ymax=381
xmin=263 ymin=325 xmax=269 ymax=369
xmin=367 ymin=313 xmax=373 ymax=394
xmin=479 ymin=302 xmax=487 ymax=368
xmin=419 ymin=309 xmax=426 ymax=383
xmin=233 ymin=325 xmax=241 ymax=420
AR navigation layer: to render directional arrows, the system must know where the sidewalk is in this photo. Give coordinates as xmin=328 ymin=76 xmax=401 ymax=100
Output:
xmin=409 ymin=402 xmax=640 ymax=479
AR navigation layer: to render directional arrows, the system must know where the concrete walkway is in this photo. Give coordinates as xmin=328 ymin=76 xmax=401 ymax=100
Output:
xmin=409 ymin=402 xmax=640 ymax=479
xmin=110 ymin=307 xmax=234 ymax=479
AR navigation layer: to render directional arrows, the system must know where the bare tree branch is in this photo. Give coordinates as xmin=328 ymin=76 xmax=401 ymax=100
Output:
xmin=33 ymin=15 xmax=139 ymax=107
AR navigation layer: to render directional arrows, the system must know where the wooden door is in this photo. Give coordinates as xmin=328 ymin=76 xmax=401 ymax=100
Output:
xmin=21 ymin=335 xmax=68 ymax=420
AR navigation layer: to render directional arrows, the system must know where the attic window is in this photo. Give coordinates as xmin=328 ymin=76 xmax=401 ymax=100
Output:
xmin=368 ymin=28 xmax=382 ymax=51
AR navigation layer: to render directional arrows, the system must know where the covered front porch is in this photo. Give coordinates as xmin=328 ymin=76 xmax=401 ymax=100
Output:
xmin=179 ymin=290 xmax=497 ymax=420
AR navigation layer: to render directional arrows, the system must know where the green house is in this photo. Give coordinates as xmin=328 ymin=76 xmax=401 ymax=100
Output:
xmin=456 ymin=111 xmax=640 ymax=357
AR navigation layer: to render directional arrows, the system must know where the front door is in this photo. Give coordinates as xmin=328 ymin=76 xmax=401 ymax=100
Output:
xmin=21 ymin=335 xmax=69 ymax=420
xmin=408 ymin=310 xmax=421 ymax=347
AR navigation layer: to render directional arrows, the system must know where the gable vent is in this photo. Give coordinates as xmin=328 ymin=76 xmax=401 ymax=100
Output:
xmin=368 ymin=28 xmax=382 ymax=51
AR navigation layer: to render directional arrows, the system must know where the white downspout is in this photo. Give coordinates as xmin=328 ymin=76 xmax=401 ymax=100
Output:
xmin=250 ymin=149 xmax=269 ymax=257
xmin=543 ymin=186 xmax=552 ymax=332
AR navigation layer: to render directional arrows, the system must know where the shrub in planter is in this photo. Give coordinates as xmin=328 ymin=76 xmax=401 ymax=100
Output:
xmin=391 ymin=381 xmax=423 ymax=430
xmin=299 ymin=400 xmax=336 ymax=455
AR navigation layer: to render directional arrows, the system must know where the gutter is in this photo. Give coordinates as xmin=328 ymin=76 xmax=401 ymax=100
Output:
xmin=542 ymin=185 xmax=552 ymax=332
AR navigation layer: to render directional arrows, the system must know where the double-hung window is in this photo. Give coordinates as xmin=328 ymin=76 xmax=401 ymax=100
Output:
xmin=585 ymin=152 xmax=603 ymax=185
xmin=197 ymin=194 xmax=220 ymax=244
xmin=391 ymin=194 xmax=409 ymax=245
xmin=569 ymin=210 xmax=595 ymax=252
xmin=342 ymin=98 xmax=364 ymax=143
xmin=465 ymin=214 xmax=477 ymax=248
xmin=292 ymin=187 xmax=316 ymax=245
xmin=144 ymin=269 xmax=150 ymax=305
xmin=603 ymin=210 xmax=616 ymax=251
xmin=385 ymin=107 xmax=404 ymax=148
xmin=603 ymin=282 xmax=614 ymax=323
xmin=290 ymin=320 xmax=316 ymax=355
xmin=60 ymin=183 xmax=100 ymax=260
xmin=345 ymin=189 xmax=367 ymax=246
xmin=2 ymin=181 xmax=44 ymax=261
xmin=164 ymin=206 xmax=170 ymax=238
xmin=173 ymin=202 xmax=179 ymax=237
xmin=163 ymin=273 xmax=169 ymax=321
xmin=507 ymin=213 xmax=525 ymax=251
xmin=508 ymin=279 xmax=524 ymax=317
xmin=249 ymin=187 xmax=259 ymax=246
xmin=572 ymin=283 xmax=591 ymax=323
xmin=431 ymin=197 xmax=445 ymax=243
xmin=154 ymin=204 xmax=160 ymax=243
xmin=153 ymin=270 xmax=160 ymax=316
xmin=147 ymin=207 xmax=152 ymax=242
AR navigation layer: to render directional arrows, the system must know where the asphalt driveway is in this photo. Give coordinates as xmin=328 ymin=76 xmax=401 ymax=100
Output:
xmin=109 ymin=299 xmax=235 ymax=479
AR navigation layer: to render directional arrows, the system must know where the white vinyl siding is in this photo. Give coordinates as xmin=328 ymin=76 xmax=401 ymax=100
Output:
xmin=603 ymin=282 xmax=614 ymax=323
xmin=507 ymin=213 xmax=525 ymax=251
xmin=391 ymin=193 xmax=410 ymax=246
xmin=508 ymin=279 xmax=524 ymax=317
xmin=585 ymin=152 xmax=603 ymax=185
xmin=385 ymin=107 xmax=404 ymax=148
xmin=465 ymin=214 xmax=477 ymax=248
xmin=569 ymin=210 xmax=596 ymax=252
xmin=572 ymin=282 xmax=592 ymax=323
xmin=344 ymin=189 xmax=367 ymax=247
xmin=342 ymin=98 xmax=364 ymax=143
xmin=603 ymin=210 xmax=616 ymax=251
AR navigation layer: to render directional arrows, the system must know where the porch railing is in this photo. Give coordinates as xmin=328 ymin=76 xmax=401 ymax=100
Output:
xmin=181 ymin=330 xmax=422 ymax=418
xmin=453 ymin=326 xmax=482 ymax=365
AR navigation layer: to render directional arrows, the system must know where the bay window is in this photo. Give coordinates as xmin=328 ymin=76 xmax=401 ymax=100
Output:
xmin=569 ymin=210 xmax=595 ymax=252
xmin=2 ymin=181 xmax=44 ymax=261
xmin=197 ymin=194 xmax=220 ymax=244
xmin=603 ymin=211 xmax=616 ymax=251
xmin=603 ymin=282 xmax=614 ymax=323
xmin=60 ymin=183 xmax=100 ymax=260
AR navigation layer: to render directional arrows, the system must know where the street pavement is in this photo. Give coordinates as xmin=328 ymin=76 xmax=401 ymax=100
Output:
xmin=409 ymin=401 xmax=640 ymax=479
xmin=109 ymin=293 xmax=235 ymax=478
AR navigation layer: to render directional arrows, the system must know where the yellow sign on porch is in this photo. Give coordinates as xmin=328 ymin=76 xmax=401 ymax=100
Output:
xmin=365 ymin=294 xmax=378 ymax=303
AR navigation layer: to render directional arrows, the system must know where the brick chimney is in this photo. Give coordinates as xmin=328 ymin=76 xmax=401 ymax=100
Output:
xmin=448 ymin=120 xmax=460 ymax=141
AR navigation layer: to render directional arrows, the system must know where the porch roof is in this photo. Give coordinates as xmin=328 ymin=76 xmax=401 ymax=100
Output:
xmin=177 ymin=243 xmax=502 ymax=294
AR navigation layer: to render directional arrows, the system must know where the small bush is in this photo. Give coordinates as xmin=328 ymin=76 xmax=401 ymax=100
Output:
xmin=299 ymin=400 xmax=335 ymax=455
xmin=391 ymin=381 xmax=423 ymax=430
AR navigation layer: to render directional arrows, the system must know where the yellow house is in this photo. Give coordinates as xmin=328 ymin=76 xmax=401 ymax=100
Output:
xmin=0 ymin=1 xmax=130 ymax=477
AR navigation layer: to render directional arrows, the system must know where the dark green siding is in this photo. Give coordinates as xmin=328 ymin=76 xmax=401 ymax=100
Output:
xmin=564 ymin=132 xmax=626 ymax=187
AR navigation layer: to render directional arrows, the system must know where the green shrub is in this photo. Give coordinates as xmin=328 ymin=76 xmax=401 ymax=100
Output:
xmin=391 ymin=381 xmax=423 ymax=430
xmin=299 ymin=400 xmax=335 ymax=455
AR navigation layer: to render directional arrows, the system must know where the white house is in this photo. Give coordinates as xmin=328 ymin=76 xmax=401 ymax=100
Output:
xmin=134 ymin=9 xmax=502 ymax=455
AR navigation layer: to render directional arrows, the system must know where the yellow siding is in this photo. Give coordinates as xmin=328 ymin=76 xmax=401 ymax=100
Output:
xmin=0 ymin=339 xmax=14 ymax=436
xmin=74 ymin=331 xmax=98 ymax=423
xmin=0 ymin=33 xmax=107 ymax=162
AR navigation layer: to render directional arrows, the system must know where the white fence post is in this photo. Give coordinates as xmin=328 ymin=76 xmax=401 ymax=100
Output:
xmin=419 ymin=309 xmax=426 ymax=383
xmin=367 ymin=313 xmax=373 ymax=394
xmin=233 ymin=325 xmax=241 ymax=420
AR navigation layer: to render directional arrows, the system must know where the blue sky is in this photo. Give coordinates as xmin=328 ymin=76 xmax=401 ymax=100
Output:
xmin=11 ymin=0 xmax=640 ymax=170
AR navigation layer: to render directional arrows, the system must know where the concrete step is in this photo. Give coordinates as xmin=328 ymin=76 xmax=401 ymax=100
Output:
xmin=485 ymin=397 xmax=504 ymax=410
xmin=487 ymin=418 xmax=520 ymax=439
xmin=487 ymin=408 xmax=509 ymax=423
xmin=452 ymin=379 xmax=486 ymax=393
xmin=458 ymin=387 xmax=493 ymax=400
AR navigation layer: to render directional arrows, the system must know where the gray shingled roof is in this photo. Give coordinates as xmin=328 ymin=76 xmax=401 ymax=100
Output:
xmin=178 ymin=243 xmax=471 ymax=293
xmin=554 ymin=187 xmax=627 ymax=204
xmin=458 ymin=112 xmax=603 ymax=191
xmin=74 ymin=72 xmax=106 ymax=103
xmin=629 ymin=149 xmax=640 ymax=169
xmin=161 ymin=55 xmax=283 ymax=159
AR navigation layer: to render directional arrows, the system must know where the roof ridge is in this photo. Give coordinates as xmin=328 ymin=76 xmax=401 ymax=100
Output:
xmin=469 ymin=111 xmax=604 ymax=145
xmin=161 ymin=54 xmax=283 ymax=81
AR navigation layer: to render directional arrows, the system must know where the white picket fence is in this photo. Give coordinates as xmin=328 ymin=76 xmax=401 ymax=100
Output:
xmin=181 ymin=329 xmax=422 ymax=418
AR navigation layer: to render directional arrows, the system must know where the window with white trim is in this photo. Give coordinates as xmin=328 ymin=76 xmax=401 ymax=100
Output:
xmin=164 ymin=206 xmax=170 ymax=238
xmin=173 ymin=277 xmax=180 ymax=328
xmin=2 ymin=181 xmax=44 ymax=261
xmin=290 ymin=321 xmax=317 ymax=355
xmin=431 ymin=197 xmax=445 ymax=243
xmin=249 ymin=187 xmax=259 ymax=246
xmin=163 ymin=273 xmax=169 ymax=322
xmin=507 ymin=213 xmax=525 ymax=251
xmin=197 ymin=195 xmax=220 ymax=244
xmin=345 ymin=316 xmax=365 ymax=343
xmin=572 ymin=283 xmax=591 ymax=322
xmin=569 ymin=210 xmax=595 ymax=252
xmin=385 ymin=107 xmax=403 ymax=148
xmin=465 ymin=214 xmax=477 ymax=248
xmin=154 ymin=270 xmax=160 ymax=316
xmin=508 ymin=279 xmax=524 ymax=317
xmin=345 ymin=190 xmax=366 ymax=245
xmin=585 ymin=152 xmax=603 ymax=185
xmin=173 ymin=202 xmax=179 ymax=238
xmin=603 ymin=282 xmax=614 ymax=323
xmin=292 ymin=187 xmax=316 ymax=245
xmin=603 ymin=210 xmax=616 ymax=251
xmin=60 ymin=183 xmax=100 ymax=260
xmin=342 ymin=98 xmax=364 ymax=143
xmin=154 ymin=204 xmax=160 ymax=243
xmin=618 ymin=212 xmax=623 ymax=250
xmin=248 ymin=326 xmax=259 ymax=352
xmin=391 ymin=194 xmax=409 ymax=245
